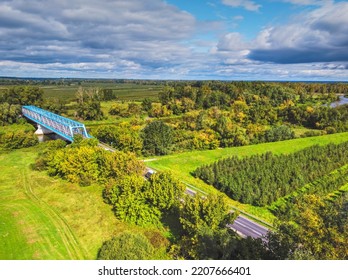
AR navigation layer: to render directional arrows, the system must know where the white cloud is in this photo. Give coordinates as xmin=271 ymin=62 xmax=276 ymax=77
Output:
xmin=0 ymin=0 xmax=196 ymax=69
xmin=248 ymin=2 xmax=348 ymax=63
xmin=222 ymin=0 xmax=261 ymax=12
xmin=0 ymin=0 xmax=347 ymax=80
xmin=212 ymin=2 xmax=348 ymax=80
xmin=216 ymin=32 xmax=249 ymax=51
xmin=233 ymin=15 xmax=244 ymax=21
xmin=283 ymin=0 xmax=333 ymax=6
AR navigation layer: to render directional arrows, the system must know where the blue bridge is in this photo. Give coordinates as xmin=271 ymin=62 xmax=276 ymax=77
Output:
xmin=22 ymin=105 xmax=91 ymax=142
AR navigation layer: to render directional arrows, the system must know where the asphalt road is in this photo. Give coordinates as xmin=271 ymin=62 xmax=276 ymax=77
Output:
xmin=228 ymin=215 xmax=269 ymax=240
xmin=133 ymin=163 xmax=270 ymax=239
xmin=184 ymin=181 xmax=269 ymax=239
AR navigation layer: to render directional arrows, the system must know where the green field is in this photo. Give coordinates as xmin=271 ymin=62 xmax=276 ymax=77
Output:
xmin=145 ymin=132 xmax=348 ymax=224
xmin=41 ymin=83 xmax=162 ymax=101
xmin=0 ymin=82 xmax=162 ymax=102
xmin=0 ymin=146 xmax=129 ymax=260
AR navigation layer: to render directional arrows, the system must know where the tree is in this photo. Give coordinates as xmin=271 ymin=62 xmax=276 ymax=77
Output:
xmin=215 ymin=115 xmax=230 ymax=138
xmin=180 ymin=194 xmax=235 ymax=236
xmin=98 ymin=231 xmax=154 ymax=260
xmin=100 ymin=89 xmax=116 ymax=101
xmin=0 ymin=130 xmax=38 ymax=150
xmin=42 ymin=98 xmax=67 ymax=115
xmin=104 ymin=174 xmax=161 ymax=227
xmin=109 ymin=103 xmax=128 ymax=117
xmin=127 ymin=102 xmax=141 ymax=116
xmin=103 ymin=171 xmax=186 ymax=228
xmin=264 ymin=125 xmax=295 ymax=142
xmin=193 ymin=227 xmax=238 ymax=260
xmin=2 ymin=86 xmax=43 ymax=106
xmin=0 ymin=103 xmax=21 ymax=125
xmin=40 ymin=145 xmax=144 ymax=186
xmin=159 ymin=86 xmax=175 ymax=105
xmin=93 ymin=125 xmax=143 ymax=155
xmin=194 ymin=142 xmax=348 ymax=206
xmin=75 ymin=87 xmax=104 ymax=120
xmin=267 ymin=194 xmax=348 ymax=260
xmin=141 ymin=98 xmax=152 ymax=112
xmin=177 ymin=194 xmax=237 ymax=259
xmin=142 ymin=121 xmax=174 ymax=156
xmin=146 ymin=171 xmax=185 ymax=211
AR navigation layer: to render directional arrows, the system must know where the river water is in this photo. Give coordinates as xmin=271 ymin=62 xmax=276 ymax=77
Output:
xmin=37 ymin=133 xmax=66 ymax=142
xmin=330 ymin=95 xmax=348 ymax=108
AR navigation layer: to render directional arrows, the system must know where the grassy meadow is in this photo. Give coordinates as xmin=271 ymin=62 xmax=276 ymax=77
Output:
xmin=145 ymin=132 xmax=348 ymax=224
xmin=0 ymin=146 xmax=128 ymax=259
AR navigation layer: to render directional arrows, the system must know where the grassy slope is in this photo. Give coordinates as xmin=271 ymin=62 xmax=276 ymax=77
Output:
xmin=146 ymin=132 xmax=348 ymax=224
xmin=0 ymin=147 xmax=126 ymax=260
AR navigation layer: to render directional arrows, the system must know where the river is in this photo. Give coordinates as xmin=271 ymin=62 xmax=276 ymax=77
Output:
xmin=37 ymin=133 xmax=66 ymax=142
xmin=330 ymin=95 xmax=348 ymax=108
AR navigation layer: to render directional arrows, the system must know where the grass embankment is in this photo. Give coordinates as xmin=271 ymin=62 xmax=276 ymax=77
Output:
xmin=0 ymin=147 xmax=126 ymax=260
xmin=145 ymin=132 xmax=348 ymax=224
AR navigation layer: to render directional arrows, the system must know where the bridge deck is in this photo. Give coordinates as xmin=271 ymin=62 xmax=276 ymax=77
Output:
xmin=22 ymin=105 xmax=91 ymax=142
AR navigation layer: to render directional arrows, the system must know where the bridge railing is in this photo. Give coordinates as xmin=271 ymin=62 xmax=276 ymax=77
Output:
xmin=22 ymin=105 xmax=91 ymax=142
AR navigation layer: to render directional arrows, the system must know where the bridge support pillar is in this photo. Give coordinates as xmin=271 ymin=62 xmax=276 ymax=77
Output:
xmin=35 ymin=124 xmax=53 ymax=135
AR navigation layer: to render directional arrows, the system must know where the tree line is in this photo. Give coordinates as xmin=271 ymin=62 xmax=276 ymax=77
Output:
xmin=267 ymin=193 xmax=348 ymax=259
xmin=193 ymin=142 xmax=348 ymax=206
xmin=156 ymin=82 xmax=348 ymax=132
xmin=2 ymin=82 xmax=347 ymax=154
xmin=0 ymin=86 xmax=42 ymax=149
xmin=34 ymin=137 xmax=144 ymax=186
xmin=0 ymin=124 xmax=38 ymax=150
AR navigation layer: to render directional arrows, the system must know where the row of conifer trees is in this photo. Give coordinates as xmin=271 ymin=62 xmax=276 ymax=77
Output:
xmin=193 ymin=142 xmax=348 ymax=206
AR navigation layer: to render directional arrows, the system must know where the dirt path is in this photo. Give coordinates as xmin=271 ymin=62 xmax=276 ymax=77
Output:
xmin=21 ymin=169 xmax=87 ymax=259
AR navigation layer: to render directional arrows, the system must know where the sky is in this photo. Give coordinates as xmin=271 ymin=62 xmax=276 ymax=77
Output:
xmin=0 ymin=0 xmax=348 ymax=81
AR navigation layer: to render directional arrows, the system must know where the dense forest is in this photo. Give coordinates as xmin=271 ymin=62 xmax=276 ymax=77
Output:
xmin=193 ymin=142 xmax=348 ymax=206
xmin=103 ymin=81 xmax=348 ymax=154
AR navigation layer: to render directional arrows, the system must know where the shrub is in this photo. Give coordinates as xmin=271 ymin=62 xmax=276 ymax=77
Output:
xmin=98 ymin=232 xmax=154 ymax=260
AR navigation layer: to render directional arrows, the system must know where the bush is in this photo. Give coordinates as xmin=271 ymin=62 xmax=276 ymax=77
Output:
xmin=98 ymin=232 xmax=155 ymax=260
xmin=37 ymin=145 xmax=145 ymax=186
xmin=92 ymin=125 xmax=142 ymax=155
xmin=0 ymin=131 xmax=38 ymax=150
xmin=301 ymin=130 xmax=323 ymax=138
xmin=265 ymin=125 xmax=295 ymax=142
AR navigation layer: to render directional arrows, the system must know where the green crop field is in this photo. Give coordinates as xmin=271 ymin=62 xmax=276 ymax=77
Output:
xmin=41 ymin=83 xmax=162 ymax=102
xmin=0 ymin=82 xmax=162 ymax=102
xmin=0 ymin=146 xmax=129 ymax=260
xmin=145 ymin=132 xmax=348 ymax=224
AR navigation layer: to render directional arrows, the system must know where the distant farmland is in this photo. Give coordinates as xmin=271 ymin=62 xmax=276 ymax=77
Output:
xmin=0 ymin=81 xmax=162 ymax=102
xmin=41 ymin=82 xmax=162 ymax=101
